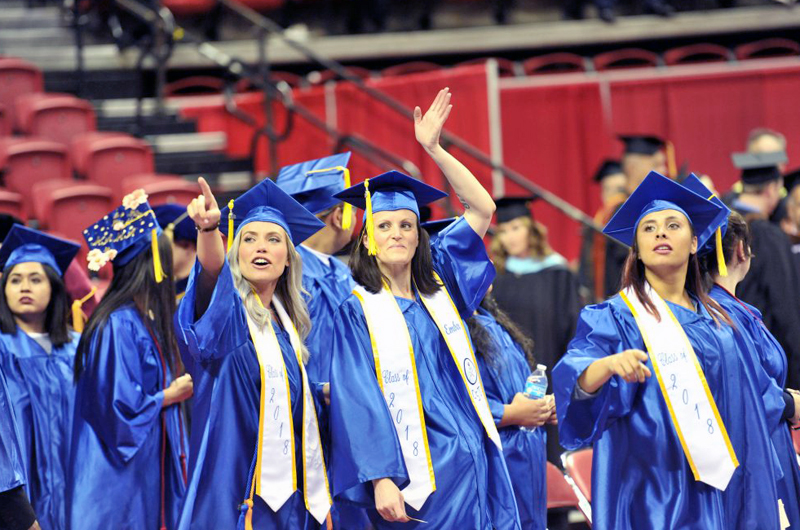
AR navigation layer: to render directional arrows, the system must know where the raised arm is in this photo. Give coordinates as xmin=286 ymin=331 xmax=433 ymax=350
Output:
xmin=186 ymin=177 xmax=225 ymax=316
xmin=414 ymin=87 xmax=495 ymax=237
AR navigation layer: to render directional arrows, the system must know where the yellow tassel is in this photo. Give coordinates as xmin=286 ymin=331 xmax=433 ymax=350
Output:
xmin=666 ymin=141 xmax=677 ymax=180
xmin=364 ymin=178 xmax=378 ymax=256
xmin=227 ymin=199 xmax=235 ymax=253
xmin=715 ymin=227 xmax=728 ymax=277
xmin=71 ymin=286 xmax=97 ymax=333
xmin=243 ymin=498 xmax=254 ymax=530
xmin=341 ymin=167 xmax=352 ymax=231
xmin=151 ymin=228 xmax=165 ymax=283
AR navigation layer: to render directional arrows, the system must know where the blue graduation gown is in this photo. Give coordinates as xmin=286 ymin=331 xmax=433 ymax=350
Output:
xmin=710 ymin=284 xmax=800 ymax=529
xmin=329 ymin=216 xmax=520 ymax=530
xmin=298 ymin=245 xmax=354 ymax=384
xmin=0 ymin=329 xmax=78 ymax=530
xmin=175 ymin=259 xmax=319 ymax=530
xmin=67 ymin=305 xmax=187 ymax=530
xmin=553 ymin=294 xmax=780 ymax=530
xmin=0 ymin=365 xmax=25 ymax=495
xmin=474 ymin=307 xmax=547 ymax=530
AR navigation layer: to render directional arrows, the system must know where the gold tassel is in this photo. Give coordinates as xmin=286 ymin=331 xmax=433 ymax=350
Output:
xmin=666 ymin=141 xmax=677 ymax=180
xmin=227 ymin=199 xmax=235 ymax=253
xmin=151 ymin=228 xmax=165 ymax=283
xmin=715 ymin=227 xmax=728 ymax=277
xmin=364 ymin=178 xmax=378 ymax=256
xmin=341 ymin=167 xmax=352 ymax=231
xmin=71 ymin=286 xmax=97 ymax=333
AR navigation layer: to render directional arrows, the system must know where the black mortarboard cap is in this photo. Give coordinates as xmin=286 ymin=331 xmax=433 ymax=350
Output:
xmin=593 ymin=159 xmax=624 ymax=183
xmin=619 ymin=135 xmax=666 ymax=156
xmin=495 ymin=196 xmax=537 ymax=224
xmin=731 ymin=151 xmax=787 ymax=185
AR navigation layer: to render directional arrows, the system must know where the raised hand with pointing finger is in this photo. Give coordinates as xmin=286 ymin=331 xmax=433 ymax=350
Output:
xmin=187 ymin=177 xmax=221 ymax=231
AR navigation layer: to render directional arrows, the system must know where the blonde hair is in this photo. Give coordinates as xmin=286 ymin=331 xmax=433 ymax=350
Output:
xmin=490 ymin=216 xmax=553 ymax=273
xmin=227 ymin=226 xmax=311 ymax=363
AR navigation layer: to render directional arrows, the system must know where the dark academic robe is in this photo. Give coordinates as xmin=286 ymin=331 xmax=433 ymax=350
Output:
xmin=0 ymin=365 xmax=25 ymax=495
xmin=492 ymin=264 xmax=580 ymax=465
xmin=329 ymin=217 xmax=521 ymax=530
xmin=0 ymin=330 xmax=78 ymax=530
xmin=711 ymin=285 xmax=800 ymax=529
xmin=736 ymin=217 xmax=800 ymax=389
xmin=67 ymin=305 xmax=187 ymax=530
xmin=553 ymin=295 xmax=781 ymax=530
xmin=175 ymin=259 xmax=320 ymax=530
xmin=474 ymin=307 xmax=547 ymax=530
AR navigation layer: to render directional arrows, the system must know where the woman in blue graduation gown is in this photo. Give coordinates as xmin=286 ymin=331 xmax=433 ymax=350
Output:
xmin=468 ymin=295 xmax=551 ymax=530
xmin=328 ymin=88 xmax=520 ymax=530
xmin=702 ymin=211 xmax=800 ymax=528
xmin=0 ymin=226 xmax=82 ymax=530
xmin=553 ymin=172 xmax=781 ymax=530
xmin=68 ymin=192 xmax=191 ymax=530
xmin=175 ymin=177 xmax=331 ymax=530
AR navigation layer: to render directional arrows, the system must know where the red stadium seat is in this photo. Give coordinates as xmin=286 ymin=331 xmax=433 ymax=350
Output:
xmin=69 ymin=132 xmax=129 ymax=176
xmin=455 ymin=57 xmax=521 ymax=77
xmin=31 ymin=180 xmax=114 ymax=244
xmin=161 ymin=0 xmax=217 ymax=16
xmin=593 ymin=48 xmax=661 ymax=71
xmin=165 ymin=76 xmax=226 ymax=96
xmin=663 ymin=43 xmax=733 ymax=66
xmin=306 ymin=66 xmax=373 ymax=86
xmin=523 ymin=53 xmax=590 ymax=76
xmin=119 ymin=174 xmax=198 ymax=206
xmin=70 ymin=134 xmax=155 ymax=194
xmin=735 ymin=38 xmax=800 ymax=61
xmin=546 ymin=462 xmax=580 ymax=510
xmin=0 ymin=104 xmax=10 ymax=137
xmin=0 ymin=187 xmax=25 ymax=220
xmin=14 ymin=94 xmax=96 ymax=145
xmin=382 ymin=61 xmax=441 ymax=77
xmin=0 ymin=58 xmax=44 ymax=129
xmin=562 ymin=449 xmax=593 ymax=526
xmin=0 ymin=137 xmax=71 ymax=192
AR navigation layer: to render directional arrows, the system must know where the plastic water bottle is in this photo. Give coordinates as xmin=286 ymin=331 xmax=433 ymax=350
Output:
xmin=522 ymin=364 xmax=548 ymax=432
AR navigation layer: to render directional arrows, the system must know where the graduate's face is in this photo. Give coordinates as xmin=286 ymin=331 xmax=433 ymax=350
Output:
xmin=237 ymin=222 xmax=290 ymax=287
xmin=5 ymin=262 xmax=51 ymax=319
xmin=600 ymin=173 xmax=627 ymax=206
xmin=497 ymin=217 xmax=530 ymax=258
xmin=635 ymin=209 xmax=697 ymax=270
xmin=368 ymin=209 xmax=419 ymax=267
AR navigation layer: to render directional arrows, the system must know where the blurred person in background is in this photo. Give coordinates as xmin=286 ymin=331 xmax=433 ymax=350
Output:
xmin=154 ymin=204 xmax=197 ymax=301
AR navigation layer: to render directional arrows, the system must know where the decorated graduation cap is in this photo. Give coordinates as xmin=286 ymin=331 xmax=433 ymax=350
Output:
xmin=334 ymin=170 xmax=448 ymax=256
xmin=154 ymin=204 xmax=195 ymax=243
xmin=421 ymin=217 xmax=458 ymax=238
xmin=275 ymin=152 xmax=353 ymax=230
xmin=680 ymin=173 xmax=732 ymax=276
xmin=732 ymin=151 xmax=787 ymax=185
xmin=220 ymin=177 xmax=326 ymax=252
xmin=603 ymin=171 xmax=728 ymax=253
xmin=0 ymin=225 xmax=80 ymax=276
xmin=83 ymin=190 xmax=165 ymax=282
xmin=593 ymin=159 xmax=624 ymax=183
xmin=495 ymin=196 xmax=537 ymax=224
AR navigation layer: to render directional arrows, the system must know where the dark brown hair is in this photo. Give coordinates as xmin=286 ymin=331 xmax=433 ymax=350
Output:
xmin=467 ymin=295 xmax=535 ymax=369
xmin=699 ymin=212 xmax=752 ymax=281
xmin=349 ymin=219 xmax=440 ymax=295
xmin=621 ymin=227 xmax=733 ymax=326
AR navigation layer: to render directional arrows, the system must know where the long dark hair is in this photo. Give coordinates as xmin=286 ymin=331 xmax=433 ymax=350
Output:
xmin=621 ymin=230 xmax=732 ymax=326
xmin=349 ymin=219 xmax=440 ymax=295
xmin=699 ymin=212 xmax=752 ymax=286
xmin=75 ymin=234 xmax=180 ymax=381
xmin=467 ymin=295 xmax=536 ymax=369
xmin=0 ymin=263 xmax=72 ymax=347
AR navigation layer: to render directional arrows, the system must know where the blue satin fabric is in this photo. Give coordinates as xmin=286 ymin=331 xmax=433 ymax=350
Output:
xmin=0 ymin=364 xmax=25 ymax=494
xmin=329 ymin=216 xmax=521 ymax=530
xmin=553 ymin=295 xmax=781 ymax=530
xmin=67 ymin=305 xmax=187 ymax=530
xmin=175 ymin=259 xmax=319 ymax=530
xmin=474 ymin=307 xmax=547 ymax=530
xmin=0 ymin=329 xmax=78 ymax=530
xmin=297 ymin=245 xmax=355 ymax=384
xmin=710 ymin=285 xmax=800 ymax=529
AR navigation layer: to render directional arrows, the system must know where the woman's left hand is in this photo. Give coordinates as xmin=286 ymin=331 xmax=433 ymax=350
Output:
xmin=414 ymin=87 xmax=453 ymax=153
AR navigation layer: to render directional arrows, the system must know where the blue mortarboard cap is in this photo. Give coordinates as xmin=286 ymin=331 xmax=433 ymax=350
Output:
xmin=333 ymin=170 xmax=447 ymax=218
xmin=593 ymin=159 xmax=624 ymax=183
xmin=680 ymin=173 xmax=731 ymax=255
xmin=0 ymin=225 xmax=79 ymax=275
xmin=603 ymin=171 xmax=728 ymax=250
xmin=421 ymin=217 xmax=458 ymax=238
xmin=84 ymin=195 xmax=162 ymax=267
xmin=275 ymin=152 xmax=352 ymax=214
xmin=220 ymin=178 xmax=325 ymax=246
xmin=153 ymin=204 xmax=195 ymax=243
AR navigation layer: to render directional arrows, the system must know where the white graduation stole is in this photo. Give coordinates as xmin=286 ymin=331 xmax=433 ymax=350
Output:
xmin=620 ymin=284 xmax=738 ymax=491
xmin=244 ymin=295 xmax=332 ymax=527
